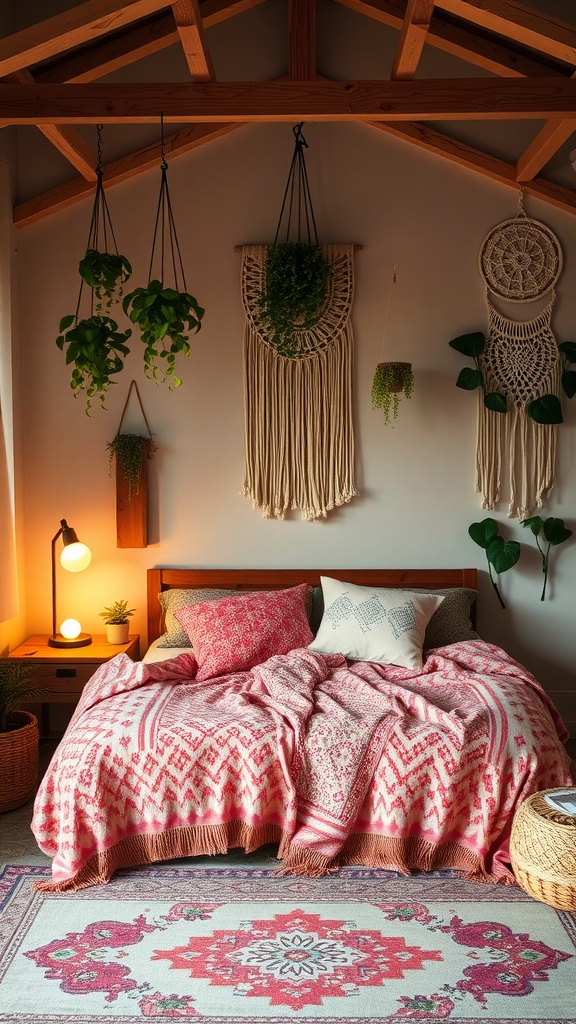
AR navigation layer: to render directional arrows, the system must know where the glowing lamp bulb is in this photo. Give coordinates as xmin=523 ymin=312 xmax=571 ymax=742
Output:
xmin=60 ymin=618 xmax=82 ymax=640
xmin=60 ymin=541 xmax=92 ymax=573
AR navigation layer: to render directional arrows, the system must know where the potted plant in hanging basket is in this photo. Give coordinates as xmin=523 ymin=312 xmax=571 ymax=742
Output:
xmin=56 ymin=314 xmax=132 ymax=415
xmin=99 ymin=600 xmax=136 ymax=645
xmin=122 ymin=281 xmax=204 ymax=386
xmin=371 ymin=361 xmax=414 ymax=425
xmin=107 ymin=432 xmax=153 ymax=499
xmin=78 ymin=249 xmax=132 ymax=311
xmin=258 ymin=242 xmax=332 ymax=357
xmin=0 ymin=660 xmax=49 ymax=813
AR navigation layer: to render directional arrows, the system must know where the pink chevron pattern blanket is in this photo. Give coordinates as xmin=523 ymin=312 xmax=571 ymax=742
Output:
xmin=32 ymin=641 xmax=573 ymax=892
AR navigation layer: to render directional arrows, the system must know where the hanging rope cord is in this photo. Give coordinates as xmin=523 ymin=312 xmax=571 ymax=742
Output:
xmin=147 ymin=115 xmax=187 ymax=291
xmin=274 ymin=122 xmax=320 ymax=246
xmin=75 ymin=125 xmax=121 ymax=320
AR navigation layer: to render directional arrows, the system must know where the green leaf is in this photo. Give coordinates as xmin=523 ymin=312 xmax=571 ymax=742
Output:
xmin=484 ymin=392 xmax=508 ymax=413
xmin=468 ymin=518 xmax=499 ymax=549
xmin=521 ymin=515 xmax=543 ymax=536
xmin=456 ymin=367 xmax=483 ymax=390
xmin=542 ymin=517 xmax=572 ymax=546
xmin=558 ymin=341 xmax=576 ymax=364
xmin=59 ymin=314 xmax=75 ymax=332
xmin=487 ymin=537 xmax=521 ymax=573
xmin=527 ymin=394 xmax=563 ymax=424
xmin=561 ymin=369 xmax=576 ymax=399
xmin=449 ymin=332 xmax=485 ymax=357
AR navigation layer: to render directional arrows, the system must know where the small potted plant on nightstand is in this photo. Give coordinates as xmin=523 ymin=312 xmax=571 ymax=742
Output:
xmin=0 ymin=660 xmax=49 ymax=813
xmin=99 ymin=600 xmax=136 ymax=645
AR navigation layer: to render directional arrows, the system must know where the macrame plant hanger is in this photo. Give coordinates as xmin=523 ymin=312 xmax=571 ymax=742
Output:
xmin=476 ymin=188 xmax=563 ymax=520
xmin=110 ymin=378 xmax=154 ymax=548
xmin=240 ymin=123 xmax=357 ymax=520
xmin=371 ymin=263 xmax=414 ymax=426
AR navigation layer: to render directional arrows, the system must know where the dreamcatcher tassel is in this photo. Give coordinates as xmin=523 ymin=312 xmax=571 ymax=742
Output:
xmin=476 ymin=295 xmax=560 ymax=519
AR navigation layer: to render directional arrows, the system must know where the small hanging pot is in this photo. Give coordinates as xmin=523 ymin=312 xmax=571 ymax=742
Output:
xmin=377 ymin=361 xmax=412 ymax=393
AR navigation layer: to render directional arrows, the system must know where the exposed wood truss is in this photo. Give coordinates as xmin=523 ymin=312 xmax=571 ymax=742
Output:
xmin=2 ymin=0 xmax=576 ymax=226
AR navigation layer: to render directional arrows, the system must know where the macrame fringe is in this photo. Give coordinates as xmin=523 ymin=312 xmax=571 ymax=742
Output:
xmin=241 ymin=244 xmax=357 ymax=521
xmin=476 ymin=294 xmax=561 ymax=520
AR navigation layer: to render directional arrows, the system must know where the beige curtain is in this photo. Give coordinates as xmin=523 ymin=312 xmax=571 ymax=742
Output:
xmin=0 ymin=156 xmax=18 ymax=624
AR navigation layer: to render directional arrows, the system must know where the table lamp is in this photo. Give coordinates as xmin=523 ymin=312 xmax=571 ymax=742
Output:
xmin=48 ymin=518 xmax=92 ymax=648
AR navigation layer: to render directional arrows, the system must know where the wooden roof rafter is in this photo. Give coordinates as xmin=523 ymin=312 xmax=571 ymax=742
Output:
xmin=3 ymin=0 xmax=576 ymax=225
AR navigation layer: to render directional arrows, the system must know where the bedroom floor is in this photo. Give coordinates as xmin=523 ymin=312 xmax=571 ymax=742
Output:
xmin=2 ymin=736 xmax=576 ymax=869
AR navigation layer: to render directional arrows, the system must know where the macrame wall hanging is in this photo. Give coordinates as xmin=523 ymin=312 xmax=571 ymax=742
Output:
xmin=476 ymin=191 xmax=563 ymax=520
xmin=240 ymin=123 xmax=357 ymax=521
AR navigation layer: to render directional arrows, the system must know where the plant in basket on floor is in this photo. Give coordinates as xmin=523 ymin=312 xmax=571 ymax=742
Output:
xmin=99 ymin=600 xmax=136 ymax=645
xmin=0 ymin=660 xmax=49 ymax=813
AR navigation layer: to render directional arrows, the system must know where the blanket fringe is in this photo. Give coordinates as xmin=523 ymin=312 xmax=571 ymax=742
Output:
xmin=275 ymin=845 xmax=340 ymax=878
xmin=34 ymin=821 xmax=283 ymax=893
xmin=339 ymin=833 xmax=514 ymax=884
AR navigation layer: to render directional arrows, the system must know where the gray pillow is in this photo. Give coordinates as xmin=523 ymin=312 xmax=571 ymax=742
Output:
xmin=157 ymin=588 xmax=234 ymax=647
xmin=311 ymin=586 xmax=478 ymax=649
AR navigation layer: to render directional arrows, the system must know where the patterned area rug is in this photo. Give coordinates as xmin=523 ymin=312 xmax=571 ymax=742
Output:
xmin=1 ymin=863 xmax=575 ymax=1022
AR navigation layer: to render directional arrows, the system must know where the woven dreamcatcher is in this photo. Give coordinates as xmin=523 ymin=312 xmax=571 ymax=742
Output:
xmin=240 ymin=124 xmax=357 ymax=521
xmin=476 ymin=192 xmax=563 ymax=520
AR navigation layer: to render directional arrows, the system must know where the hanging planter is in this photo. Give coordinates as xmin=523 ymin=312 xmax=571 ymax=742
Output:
xmin=108 ymin=380 xmax=154 ymax=547
xmin=257 ymin=123 xmax=332 ymax=358
xmin=371 ymin=267 xmax=414 ymax=426
xmin=55 ymin=126 xmax=132 ymax=415
xmin=123 ymin=121 xmax=204 ymax=387
xmin=371 ymin=361 xmax=414 ymax=426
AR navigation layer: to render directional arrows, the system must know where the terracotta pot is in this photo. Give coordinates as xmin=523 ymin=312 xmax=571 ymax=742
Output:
xmin=0 ymin=711 xmax=39 ymax=813
xmin=106 ymin=623 xmax=130 ymax=645
xmin=377 ymin=361 xmax=412 ymax=393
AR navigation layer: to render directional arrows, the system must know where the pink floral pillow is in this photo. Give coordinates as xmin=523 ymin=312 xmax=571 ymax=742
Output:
xmin=174 ymin=584 xmax=314 ymax=681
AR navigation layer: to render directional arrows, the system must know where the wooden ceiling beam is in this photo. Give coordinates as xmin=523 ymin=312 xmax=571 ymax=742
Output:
xmin=516 ymin=119 xmax=576 ymax=181
xmin=392 ymin=0 xmax=435 ymax=80
xmin=171 ymin=0 xmax=216 ymax=81
xmin=288 ymin=0 xmax=316 ymax=80
xmin=0 ymin=0 xmax=171 ymax=78
xmin=334 ymin=0 xmax=568 ymax=78
xmin=3 ymin=69 xmax=97 ymax=180
xmin=436 ymin=0 xmax=576 ymax=67
xmin=33 ymin=1 xmax=268 ymax=84
xmin=3 ymin=78 xmax=576 ymax=124
xmin=13 ymin=122 xmax=242 ymax=228
xmin=372 ymin=119 xmax=576 ymax=215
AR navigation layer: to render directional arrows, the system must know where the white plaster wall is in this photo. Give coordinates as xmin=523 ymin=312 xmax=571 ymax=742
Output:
xmin=10 ymin=0 xmax=576 ymax=732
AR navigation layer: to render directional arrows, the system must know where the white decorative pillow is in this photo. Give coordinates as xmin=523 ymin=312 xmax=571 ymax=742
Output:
xmin=309 ymin=577 xmax=444 ymax=670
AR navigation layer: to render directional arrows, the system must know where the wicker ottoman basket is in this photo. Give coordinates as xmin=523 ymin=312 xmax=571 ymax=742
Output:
xmin=510 ymin=789 xmax=576 ymax=911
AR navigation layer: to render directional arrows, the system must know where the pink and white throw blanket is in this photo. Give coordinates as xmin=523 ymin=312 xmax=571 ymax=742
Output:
xmin=32 ymin=640 xmax=573 ymax=892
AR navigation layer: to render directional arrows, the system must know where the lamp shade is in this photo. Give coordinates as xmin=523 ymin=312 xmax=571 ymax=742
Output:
xmin=48 ymin=519 xmax=92 ymax=648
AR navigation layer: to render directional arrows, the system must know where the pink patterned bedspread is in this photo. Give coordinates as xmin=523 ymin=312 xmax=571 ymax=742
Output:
xmin=32 ymin=640 xmax=573 ymax=891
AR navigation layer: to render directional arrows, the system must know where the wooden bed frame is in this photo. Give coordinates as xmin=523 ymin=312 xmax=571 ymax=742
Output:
xmin=147 ymin=567 xmax=477 ymax=645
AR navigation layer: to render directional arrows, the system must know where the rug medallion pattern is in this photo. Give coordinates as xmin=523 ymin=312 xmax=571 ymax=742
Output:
xmin=1 ymin=864 xmax=575 ymax=1022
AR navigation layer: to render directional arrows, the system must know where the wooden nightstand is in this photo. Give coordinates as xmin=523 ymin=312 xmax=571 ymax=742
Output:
xmin=7 ymin=634 xmax=140 ymax=737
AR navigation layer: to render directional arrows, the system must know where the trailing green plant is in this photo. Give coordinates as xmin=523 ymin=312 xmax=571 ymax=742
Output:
xmin=99 ymin=599 xmax=136 ymax=625
xmin=107 ymin=432 xmax=153 ymax=498
xmin=371 ymin=361 xmax=414 ymax=426
xmin=449 ymin=332 xmax=507 ymax=413
xmin=0 ymin=660 xmax=49 ymax=733
xmin=521 ymin=515 xmax=572 ymax=601
xmin=56 ymin=314 xmax=132 ymax=415
xmin=258 ymin=242 xmax=332 ymax=357
xmin=122 ymin=280 xmax=204 ymax=387
xmin=78 ymin=248 xmax=132 ymax=310
xmin=468 ymin=517 xmax=520 ymax=609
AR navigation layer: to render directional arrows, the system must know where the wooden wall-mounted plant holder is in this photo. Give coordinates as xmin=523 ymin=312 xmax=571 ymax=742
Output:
xmin=111 ymin=381 xmax=154 ymax=549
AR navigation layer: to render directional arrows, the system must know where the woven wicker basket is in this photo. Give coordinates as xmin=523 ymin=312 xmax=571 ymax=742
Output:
xmin=0 ymin=711 xmax=39 ymax=813
xmin=510 ymin=789 xmax=576 ymax=911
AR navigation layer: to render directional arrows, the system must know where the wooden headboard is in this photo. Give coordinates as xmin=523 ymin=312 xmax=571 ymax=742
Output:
xmin=147 ymin=567 xmax=477 ymax=645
